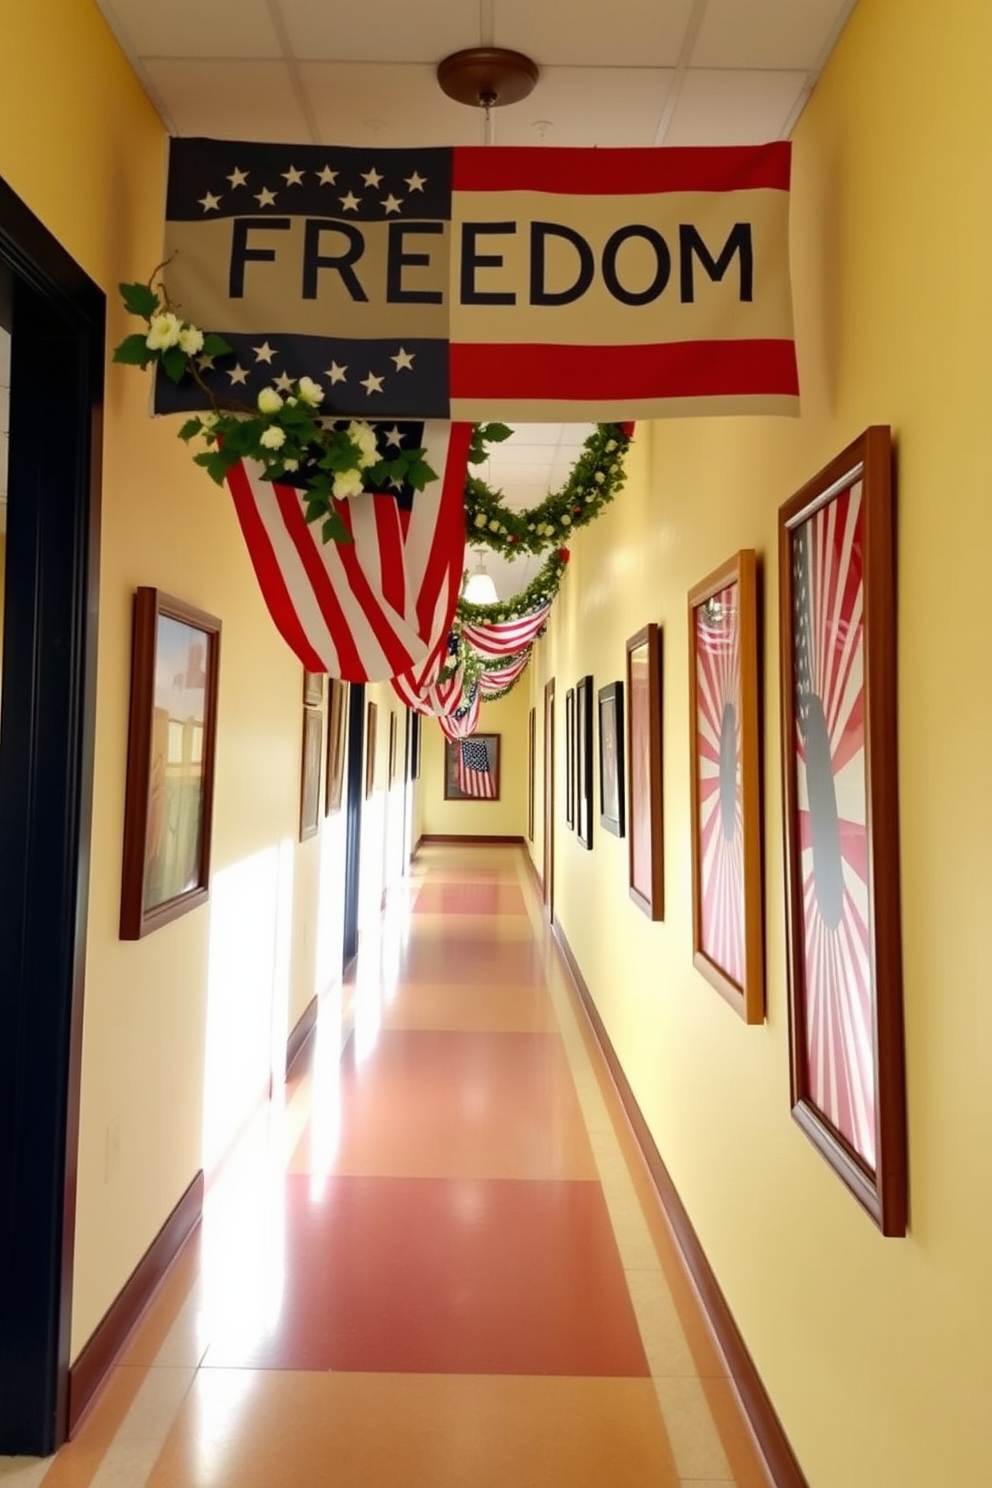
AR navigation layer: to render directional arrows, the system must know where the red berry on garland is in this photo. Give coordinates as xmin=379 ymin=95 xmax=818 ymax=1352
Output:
xmin=558 ymin=547 xmax=571 ymax=562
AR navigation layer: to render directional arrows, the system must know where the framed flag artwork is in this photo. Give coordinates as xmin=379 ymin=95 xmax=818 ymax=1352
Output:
xmin=444 ymin=734 xmax=500 ymax=800
xmin=688 ymin=551 xmax=764 ymax=1023
xmin=779 ymin=426 xmax=906 ymax=1235
xmin=626 ymin=624 xmax=664 ymax=920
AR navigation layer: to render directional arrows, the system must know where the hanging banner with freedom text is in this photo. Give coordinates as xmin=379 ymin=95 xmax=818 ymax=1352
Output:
xmin=158 ymin=137 xmax=799 ymax=422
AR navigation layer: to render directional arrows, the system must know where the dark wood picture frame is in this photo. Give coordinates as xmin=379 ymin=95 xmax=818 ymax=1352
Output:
xmin=688 ymin=551 xmax=764 ymax=1023
xmin=365 ymin=700 xmax=377 ymax=799
xmin=598 ymin=681 xmax=625 ymax=837
xmin=299 ymin=706 xmax=322 ymax=841
xmin=408 ymin=709 xmax=422 ymax=781
xmin=575 ymin=675 xmax=594 ymax=850
xmin=303 ymin=669 xmax=323 ymax=707
xmin=325 ymin=679 xmax=348 ymax=816
xmin=626 ymin=624 xmax=664 ymax=919
xmin=527 ymin=707 xmax=536 ymax=842
xmin=564 ymin=687 xmax=576 ymax=828
xmin=388 ymin=710 xmax=398 ymax=785
xmin=779 ymin=425 xmax=906 ymax=1235
xmin=444 ymin=733 xmax=501 ymax=800
xmin=120 ymin=588 xmax=221 ymax=939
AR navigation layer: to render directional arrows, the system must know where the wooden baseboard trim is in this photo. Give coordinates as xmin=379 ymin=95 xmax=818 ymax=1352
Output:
xmin=68 ymin=1169 xmax=204 ymax=1435
xmin=522 ymin=849 xmax=542 ymax=897
xmin=552 ymin=917 xmax=809 ymax=1488
xmin=286 ymin=995 xmax=319 ymax=1075
xmin=417 ymin=834 xmax=526 ymax=846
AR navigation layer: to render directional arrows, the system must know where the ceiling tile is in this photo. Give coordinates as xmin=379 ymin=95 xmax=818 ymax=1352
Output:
xmin=299 ymin=63 xmax=486 ymax=147
xmin=96 ymin=0 xmax=283 ymax=59
xmin=494 ymin=0 xmax=697 ymax=67
xmin=142 ymin=60 xmax=313 ymax=142
xmin=692 ymin=0 xmax=857 ymax=70
xmin=279 ymin=0 xmax=479 ymax=63
xmin=493 ymin=68 xmax=675 ymax=148
xmin=663 ymin=68 xmax=808 ymax=145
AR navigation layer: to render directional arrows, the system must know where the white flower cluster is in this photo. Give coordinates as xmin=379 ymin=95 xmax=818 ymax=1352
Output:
xmin=145 ymin=311 xmax=203 ymax=357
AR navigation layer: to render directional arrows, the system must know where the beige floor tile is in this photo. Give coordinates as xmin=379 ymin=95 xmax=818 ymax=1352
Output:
xmin=626 ymin=1269 xmax=699 ymax=1378
xmin=654 ymin=1375 xmax=734 ymax=1480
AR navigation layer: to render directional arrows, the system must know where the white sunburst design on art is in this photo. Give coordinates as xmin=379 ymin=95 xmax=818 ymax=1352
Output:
xmin=694 ymin=581 xmax=744 ymax=988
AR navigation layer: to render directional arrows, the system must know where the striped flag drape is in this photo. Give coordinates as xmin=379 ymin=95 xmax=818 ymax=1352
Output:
xmin=461 ymin=603 xmax=551 ymax=658
xmin=478 ymin=652 xmax=532 ymax=694
xmin=225 ymin=421 xmax=472 ymax=682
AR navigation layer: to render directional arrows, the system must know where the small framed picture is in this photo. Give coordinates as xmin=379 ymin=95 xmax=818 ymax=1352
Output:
xmin=565 ymin=687 xmax=576 ymax=828
xmin=388 ymin=710 xmax=398 ymax=785
xmin=597 ymin=681 xmax=625 ymax=837
xmin=527 ymin=707 xmax=536 ymax=841
xmin=407 ymin=709 xmax=422 ymax=781
xmin=688 ymin=551 xmax=764 ymax=1023
xmin=444 ymin=734 xmax=500 ymax=800
xmin=365 ymin=700 xmax=377 ymax=799
xmin=325 ymin=679 xmax=348 ymax=816
xmin=779 ymin=425 xmax=906 ymax=1235
xmin=575 ymin=675 xmax=594 ymax=850
xmin=303 ymin=669 xmax=323 ymax=707
xmin=300 ymin=707 xmax=322 ymax=841
xmin=120 ymin=588 xmax=221 ymax=939
xmin=626 ymin=623 xmax=664 ymax=920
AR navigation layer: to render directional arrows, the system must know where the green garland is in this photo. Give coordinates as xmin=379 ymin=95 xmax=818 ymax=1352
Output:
xmin=456 ymin=548 xmax=570 ymax=626
xmin=464 ymin=423 xmax=631 ymax=557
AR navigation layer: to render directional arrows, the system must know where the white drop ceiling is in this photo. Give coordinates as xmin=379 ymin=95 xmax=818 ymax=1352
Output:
xmin=80 ymin=0 xmax=859 ymax=593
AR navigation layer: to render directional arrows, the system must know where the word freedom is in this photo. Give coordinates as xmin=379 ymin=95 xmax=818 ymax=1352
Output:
xmin=228 ymin=217 xmax=754 ymax=309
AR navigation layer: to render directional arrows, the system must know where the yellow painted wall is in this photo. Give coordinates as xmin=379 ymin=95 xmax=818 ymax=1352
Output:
xmin=532 ymin=0 xmax=992 ymax=1482
xmin=420 ymin=682 xmax=530 ymax=839
xmin=0 ymin=0 xmax=348 ymax=1357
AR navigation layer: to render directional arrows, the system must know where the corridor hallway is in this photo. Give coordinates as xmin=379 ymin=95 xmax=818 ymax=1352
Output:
xmin=9 ymin=842 xmax=769 ymax=1488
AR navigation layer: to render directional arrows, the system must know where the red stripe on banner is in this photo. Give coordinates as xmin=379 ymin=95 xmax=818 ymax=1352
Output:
xmin=453 ymin=142 xmax=792 ymax=196
xmin=226 ymin=462 xmax=327 ymax=673
xmin=450 ymin=339 xmax=799 ymax=401
xmin=374 ymin=493 xmax=407 ymax=620
xmin=273 ymin=484 xmax=368 ymax=680
xmin=330 ymin=496 xmax=419 ymax=678
xmin=415 ymin=422 xmax=472 ymax=639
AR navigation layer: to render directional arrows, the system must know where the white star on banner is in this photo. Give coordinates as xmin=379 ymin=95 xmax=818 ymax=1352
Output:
xmin=391 ymin=347 xmax=415 ymax=372
xmin=199 ymin=192 xmax=221 ymax=213
xmin=381 ymin=194 xmax=403 ymax=215
xmin=227 ymin=167 xmax=249 ymax=188
xmin=273 ymin=372 xmax=295 ymax=393
xmin=253 ymin=342 xmax=277 ymax=363
xmin=282 ymin=165 xmax=305 ymax=186
xmin=227 ymin=364 xmax=249 ymax=385
xmin=339 ymin=191 xmax=360 ymax=212
xmin=360 ymin=371 xmax=385 ymax=395
xmin=405 ymin=172 xmax=427 ymax=192
xmin=317 ymin=165 xmax=338 ymax=185
xmin=383 ymin=426 xmax=405 ymax=447
xmin=325 ymin=362 xmax=348 ymax=384
xmin=255 ymin=187 xmax=277 ymax=208
xmin=362 ymin=167 xmax=383 ymax=188
xmin=196 ymin=354 xmax=215 ymax=372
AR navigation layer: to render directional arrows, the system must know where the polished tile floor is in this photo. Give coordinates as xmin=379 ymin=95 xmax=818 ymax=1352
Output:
xmin=4 ymin=842 xmax=770 ymax=1488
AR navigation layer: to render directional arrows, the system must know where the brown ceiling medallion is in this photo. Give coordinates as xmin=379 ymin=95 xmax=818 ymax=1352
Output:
xmin=436 ymin=47 xmax=539 ymax=110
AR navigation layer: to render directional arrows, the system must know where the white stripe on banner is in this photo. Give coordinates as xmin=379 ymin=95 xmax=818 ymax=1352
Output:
xmin=461 ymin=604 xmax=551 ymax=658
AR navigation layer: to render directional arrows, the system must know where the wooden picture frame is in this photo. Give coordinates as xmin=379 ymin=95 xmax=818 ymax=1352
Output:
xmin=688 ymin=551 xmax=764 ymax=1023
xmin=527 ymin=707 xmax=536 ymax=842
xmin=626 ymin=624 xmax=664 ymax=919
xmin=408 ymin=709 xmax=422 ymax=781
xmin=388 ymin=710 xmax=398 ymax=785
xmin=299 ymin=706 xmax=322 ymax=841
xmin=324 ymin=679 xmax=348 ymax=816
xmin=779 ymin=425 xmax=906 ymax=1235
xmin=365 ymin=700 xmax=377 ymax=799
xmin=575 ymin=675 xmax=594 ymax=850
xmin=444 ymin=733 xmax=500 ymax=800
xmin=120 ymin=588 xmax=221 ymax=939
xmin=598 ymin=681 xmax=625 ymax=837
xmin=303 ymin=669 xmax=323 ymax=707
xmin=564 ymin=687 xmax=576 ymax=828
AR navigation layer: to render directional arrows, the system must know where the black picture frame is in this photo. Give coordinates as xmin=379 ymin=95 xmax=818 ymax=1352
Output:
xmin=576 ymin=675 xmax=594 ymax=850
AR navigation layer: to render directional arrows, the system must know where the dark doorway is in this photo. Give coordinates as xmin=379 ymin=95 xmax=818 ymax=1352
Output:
xmin=0 ymin=176 xmax=104 ymax=1453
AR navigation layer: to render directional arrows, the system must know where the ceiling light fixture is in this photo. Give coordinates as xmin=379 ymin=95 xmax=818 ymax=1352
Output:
xmin=463 ymin=550 xmax=499 ymax=605
xmin=437 ymin=47 xmax=539 ymax=145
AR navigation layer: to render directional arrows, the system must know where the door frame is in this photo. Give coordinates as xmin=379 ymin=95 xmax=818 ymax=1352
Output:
xmin=0 ymin=175 xmax=104 ymax=1453
xmin=543 ymin=678 xmax=555 ymax=921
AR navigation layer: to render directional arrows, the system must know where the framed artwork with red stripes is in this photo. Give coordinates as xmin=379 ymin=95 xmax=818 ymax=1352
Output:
xmin=688 ymin=551 xmax=764 ymax=1024
xmin=779 ymin=427 xmax=906 ymax=1235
